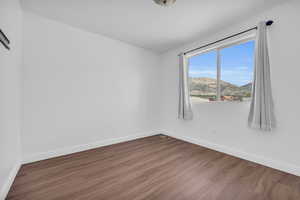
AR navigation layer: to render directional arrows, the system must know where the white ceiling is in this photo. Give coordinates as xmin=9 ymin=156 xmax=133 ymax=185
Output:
xmin=21 ymin=0 xmax=287 ymax=52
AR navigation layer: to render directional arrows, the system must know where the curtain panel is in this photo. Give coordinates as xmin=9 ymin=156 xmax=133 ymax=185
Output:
xmin=248 ymin=21 xmax=276 ymax=131
xmin=178 ymin=54 xmax=193 ymax=120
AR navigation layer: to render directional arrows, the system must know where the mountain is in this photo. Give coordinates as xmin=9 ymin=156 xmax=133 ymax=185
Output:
xmin=240 ymin=82 xmax=252 ymax=91
xmin=189 ymin=77 xmax=252 ymax=96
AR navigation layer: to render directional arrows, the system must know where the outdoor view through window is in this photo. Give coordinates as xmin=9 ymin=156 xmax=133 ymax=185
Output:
xmin=189 ymin=40 xmax=254 ymax=103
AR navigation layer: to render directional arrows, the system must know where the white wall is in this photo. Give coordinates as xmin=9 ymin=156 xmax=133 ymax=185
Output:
xmin=22 ymin=12 xmax=162 ymax=162
xmin=3 ymin=0 xmax=299 ymax=193
xmin=0 ymin=0 xmax=23 ymax=198
xmin=160 ymin=0 xmax=300 ymax=175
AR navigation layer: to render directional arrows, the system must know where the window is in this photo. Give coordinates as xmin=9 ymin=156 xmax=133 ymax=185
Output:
xmin=188 ymin=40 xmax=254 ymax=103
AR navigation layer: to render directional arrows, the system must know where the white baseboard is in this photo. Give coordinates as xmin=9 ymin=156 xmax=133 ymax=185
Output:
xmin=23 ymin=131 xmax=159 ymax=164
xmin=161 ymin=131 xmax=300 ymax=177
xmin=0 ymin=161 xmax=21 ymax=200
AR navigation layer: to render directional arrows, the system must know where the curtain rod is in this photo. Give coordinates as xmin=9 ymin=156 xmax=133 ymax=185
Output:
xmin=0 ymin=29 xmax=10 ymax=50
xmin=180 ymin=20 xmax=273 ymax=56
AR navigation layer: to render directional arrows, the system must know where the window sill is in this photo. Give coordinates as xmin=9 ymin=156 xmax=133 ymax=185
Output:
xmin=191 ymin=100 xmax=251 ymax=105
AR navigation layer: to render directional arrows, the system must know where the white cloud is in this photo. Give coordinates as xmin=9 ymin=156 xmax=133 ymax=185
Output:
xmin=189 ymin=70 xmax=216 ymax=76
xmin=222 ymin=66 xmax=250 ymax=70
xmin=236 ymin=66 xmax=249 ymax=70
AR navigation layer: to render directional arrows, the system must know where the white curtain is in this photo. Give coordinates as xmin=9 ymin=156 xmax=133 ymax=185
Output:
xmin=248 ymin=21 xmax=276 ymax=131
xmin=178 ymin=53 xmax=193 ymax=120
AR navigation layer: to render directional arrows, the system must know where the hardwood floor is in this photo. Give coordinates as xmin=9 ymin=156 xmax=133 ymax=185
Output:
xmin=7 ymin=135 xmax=300 ymax=200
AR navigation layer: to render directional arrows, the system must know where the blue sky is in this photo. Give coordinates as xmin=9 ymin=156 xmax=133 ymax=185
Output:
xmin=189 ymin=40 xmax=254 ymax=86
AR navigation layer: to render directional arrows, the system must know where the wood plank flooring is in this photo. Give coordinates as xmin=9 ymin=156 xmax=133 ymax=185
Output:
xmin=7 ymin=135 xmax=300 ymax=200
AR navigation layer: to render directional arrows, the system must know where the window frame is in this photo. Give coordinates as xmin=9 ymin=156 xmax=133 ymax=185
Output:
xmin=187 ymin=33 xmax=256 ymax=103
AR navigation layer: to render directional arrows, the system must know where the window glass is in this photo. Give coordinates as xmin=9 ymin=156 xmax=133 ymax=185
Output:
xmin=220 ymin=41 xmax=254 ymax=101
xmin=189 ymin=50 xmax=217 ymax=103
xmin=188 ymin=40 xmax=254 ymax=103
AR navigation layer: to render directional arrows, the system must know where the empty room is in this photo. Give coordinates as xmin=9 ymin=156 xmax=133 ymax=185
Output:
xmin=1 ymin=0 xmax=300 ymax=199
